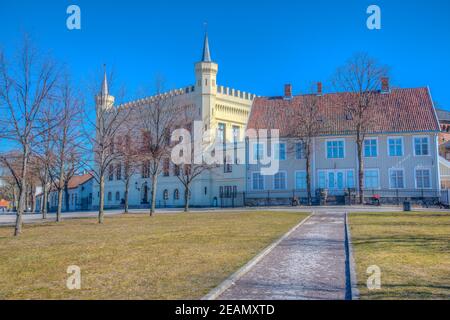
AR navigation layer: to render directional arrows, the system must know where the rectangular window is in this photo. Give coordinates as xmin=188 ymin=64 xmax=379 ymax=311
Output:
xmin=224 ymin=156 xmax=233 ymax=173
xmin=416 ymin=169 xmax=431 ymax=189
xmin=274 ymin=143 xmax=286 ymax=161
xmin=295 ymin=171 xmax=307 ymax=190
xmin=346 ymin=171 xmax=355 ymax=188
xmin=253 ymin=143 xmax=264 ymax=161
xmin=116 ymin=163 xmax=122 ymax=180
xmin=108 ymin=165 xmax=114 ymax=181
xmin=364 ymin=139 xmax=378 ymax=158
xmin=318 ymin=171 xmax=326 ymax=189
xmin=142 ymin=161 xmax=150 ymax=178
xmin=364 ymin=169 xmax=380 ymax=189
xmin=388 ymin=138 xmax=403 ymax=157
xmin=163 ymin=158 xmax=170 ymax=176
xmin=389 ymin=169 xmax=405 ymax=189
xmin=327 ymin=140 xmax=345 ymax=159
xmin=274 ymin=172 xmax=287 ymax=190
xmin=252 ymin=172 xmax=264 ymax=190
xmin=232 ymin=126 xmax=240 ymax=144
xmin=414 ymin=137 xmax=429 ymax=156
xmin=296 ymin=142 xmax=305 ymax=159
xmin=217 ymin=123 xmax=226 ymax=143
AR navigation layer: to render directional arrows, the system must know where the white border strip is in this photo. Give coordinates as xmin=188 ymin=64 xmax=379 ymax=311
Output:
xmin=202 ymin=212 xmax=314 ymax=300
xmin=346 ymin=212 xmax=360 ymax=300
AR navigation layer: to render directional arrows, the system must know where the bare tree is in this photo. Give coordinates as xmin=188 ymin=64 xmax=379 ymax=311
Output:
xmin=48 ymin=75 xmax=83 ymax=222
xmin=0 ymin=36 xmax=59 ymax=236
xmin=333 ymin=53 xmax=388 ymax=204
xmin=116 ymin=133 xmax=139 ymax=214
xmin=135 ymin=79 xmax=182 ymax=216
xmin=34 ymin=101 xmax=58 ymax=218
xmin=83 ymin=70 xmax=130 ymax=224
xmin=288 ymin=85 xmax=325 ymax=206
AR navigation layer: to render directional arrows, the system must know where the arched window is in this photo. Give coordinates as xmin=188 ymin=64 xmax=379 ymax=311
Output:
xmin=163 ymin=189 xmax=169 ymax=200
xmin=174 ymin=189 xmax=179 ymax=200
xmin=115 ymin=191 xmax=120 ymax=202
xmin=108 ymin=192 xmax=112 ymax=202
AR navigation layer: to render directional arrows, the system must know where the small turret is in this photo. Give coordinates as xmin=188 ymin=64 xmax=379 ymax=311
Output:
xmin=95 ymin=66 xmax=115 ymax=111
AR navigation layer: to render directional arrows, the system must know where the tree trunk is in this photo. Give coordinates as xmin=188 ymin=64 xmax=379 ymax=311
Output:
xmin=30 ymin=184 xmax=36 ymax=213
xmin=24 ymin=186 xmax=29 ymax=212
xmin=41 ymin=168 xmax=49 ymax=219
xmin=42 ymin=183 xmax=48 ymax=220
xmin=56 ymin=188 xmax=63 ymax=222
xmin=357 ymin=140 xmax=364 ymax=204
xmin=64 ymin=183 xmax=70 ymax=212
xmin=306 ymin=149 xmax=312 ymax=206
xmin=124 ymin=179 xmax=129 ymax=214
xmin=14 ymin=184 xmax=25 ymax=236
xmin=14 ymin=149 xmax=28 ymax=236
xmin=150 ymin=175 xmax=157 ymax=216
xmin=184 ymin=185 xmax=190 ymax=212
xmin=56 ymin=158 xmax=65 ymax=221
xmin=98 ymin=174 xmax=105 ymax=224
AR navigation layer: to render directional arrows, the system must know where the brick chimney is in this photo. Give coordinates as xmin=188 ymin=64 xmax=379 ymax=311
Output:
xmin=284 ymin=84 xmax=292 ymax=99
xmin=317 ymin=82 xmax=323 ymax=96
xmin=381 ymin=77 xmax=390 ymax=93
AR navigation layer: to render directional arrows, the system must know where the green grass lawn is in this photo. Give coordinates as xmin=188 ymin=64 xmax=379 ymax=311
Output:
xmin=0 ymin=211 xmax=308 ymax=300
xmin=349 ymin=212 xmax=450 ymax=300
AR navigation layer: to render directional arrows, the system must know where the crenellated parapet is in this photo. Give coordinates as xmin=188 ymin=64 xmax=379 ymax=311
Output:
xmin=217 ymin=85 xmax=257 ymax=101
xmin=118 ymin=85 xmax=196 ymax=109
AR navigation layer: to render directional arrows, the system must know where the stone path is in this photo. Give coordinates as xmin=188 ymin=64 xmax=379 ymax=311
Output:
xmin=217 ymin=212 xmax=350 ymax=300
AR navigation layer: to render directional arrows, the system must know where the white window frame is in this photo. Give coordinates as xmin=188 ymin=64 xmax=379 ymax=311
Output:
xmin=364 ymin=168 xmax=381 ymax=190
xmin=413 ymin=136 xmax=431 ymax=157
xmin=325 ymin=139 xmax=346 ymax=159
xmin=414 ymin=167 xmax=432 ymax=190
xmin=295 ymin=170 xmax=307 ymax=190
xmin=295 ymin=142 xmax=306 ymax=160
xmin=253 ymin=143 xmax=264 ymax=162
xmin=273 ymin=171 xmax=288 ymax=190
xmin=364 ymin=137 xmax=378 ymax=158
xmin=251 ymin=172 xmax=265 ymax=191
xmin=274 ymin=143 xmax=287 ymax=161
xmin=389 ymin=168 xmax=406 ymax=189
xmin=387 ymin=136 xmax=404 ymax=157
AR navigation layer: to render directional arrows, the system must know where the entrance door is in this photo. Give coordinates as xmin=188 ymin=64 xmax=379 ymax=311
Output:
xmin=141 ymin=184 xmax=149 ymax=204
xmin=328 ymin=170 xmax=345 ymax=193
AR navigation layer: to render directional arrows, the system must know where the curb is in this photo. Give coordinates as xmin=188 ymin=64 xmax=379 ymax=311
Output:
xmin=202 ymin=212 xmax=315 ymax=300
xmin=345 ymin=212 xmax=360 ymax=300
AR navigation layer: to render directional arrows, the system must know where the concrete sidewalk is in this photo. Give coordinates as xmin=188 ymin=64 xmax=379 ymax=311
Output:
xmin=215 ymin=211 xmax=350 ymax=300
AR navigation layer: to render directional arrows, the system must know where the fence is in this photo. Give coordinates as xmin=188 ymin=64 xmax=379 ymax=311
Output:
xmin=233 ymin=189 xmax=446 ymax=207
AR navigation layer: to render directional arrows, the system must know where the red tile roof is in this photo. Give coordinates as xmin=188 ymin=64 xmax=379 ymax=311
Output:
xmin=67 ymin=173 xmax=93 ymax=190
xmin=0 ymin=199 xmax=10 ymax=207
xmin=247 ymin=87 xmax=440 ymax=137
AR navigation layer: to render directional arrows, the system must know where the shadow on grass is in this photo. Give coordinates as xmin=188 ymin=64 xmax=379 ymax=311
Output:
xmin=361 ymin=283 xmax=450 ymax=300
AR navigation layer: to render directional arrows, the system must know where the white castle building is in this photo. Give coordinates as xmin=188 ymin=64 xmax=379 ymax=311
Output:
xmin=93 ymin=34 xmax=257 ymax=209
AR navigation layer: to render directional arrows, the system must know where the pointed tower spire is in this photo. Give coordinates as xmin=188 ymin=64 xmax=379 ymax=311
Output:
xmin=201 ymin=32 xmax=211 ymax=62
xmin=100 ymin=64 xmax=109 ymax=96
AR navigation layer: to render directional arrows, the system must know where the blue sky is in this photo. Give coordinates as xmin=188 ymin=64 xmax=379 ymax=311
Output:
xmin=1 ymin=0 xmax=450 ymax=108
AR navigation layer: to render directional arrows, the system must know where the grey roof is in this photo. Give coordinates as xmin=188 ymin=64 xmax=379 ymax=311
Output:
xmin=201 ymin=33 xmax=211 ymax=62
xmin=436 ymin=109 xmax=450 ymax=122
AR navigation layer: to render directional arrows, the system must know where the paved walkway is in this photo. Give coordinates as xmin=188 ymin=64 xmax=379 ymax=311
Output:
xmin=217 ymin=212 xmax=350 ymax=300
